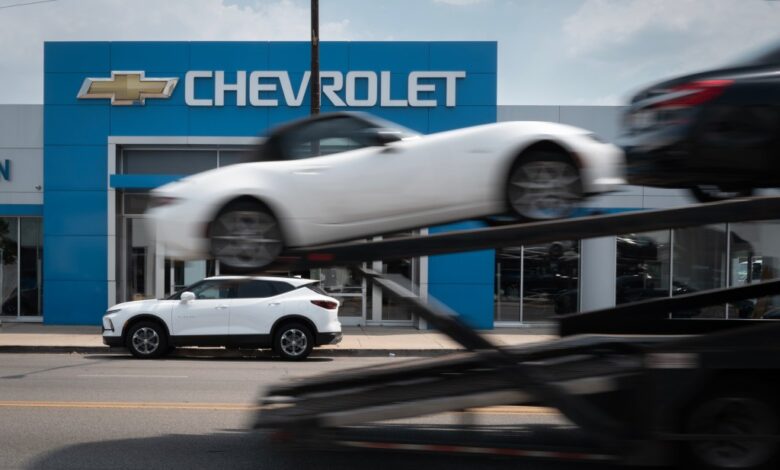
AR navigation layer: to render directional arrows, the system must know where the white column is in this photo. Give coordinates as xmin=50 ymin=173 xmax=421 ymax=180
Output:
xmin=579 ymin=236 xmax=617 ymax=312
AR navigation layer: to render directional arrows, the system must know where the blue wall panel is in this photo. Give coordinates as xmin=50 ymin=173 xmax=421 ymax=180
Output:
xmin=190 ymin=42 xmax=269 ymax=70
xmin=110 ymin=42 xmax=190 ymax=72
xmin=349 ymin=42 xmax=430 ymax=72
xmin=44 ymin=42 xmax=110 ymax=73
xmin=45 ymin=146 xmax=107 ymax=191
xmin=44 ymin=106 xmax=109 ymax=146
xmin=111 ymin=106 xmax=189 ymax=135
xmin=188 ymin=106 xmax=269 ymax=136
xmin=430 ymin=42 xmax=497 ymax=73
xmin=44 ymin=40 xmax=497 ymax=326
xmin=428 ymin=221 xmax=495 ymax=329
xmin=43 ymin=191 xmax=106 ymax=236
xmin=43 ymin=236 xmax=107 ymax=281
xmin=43 ymin=280 xmax=108 ymax=324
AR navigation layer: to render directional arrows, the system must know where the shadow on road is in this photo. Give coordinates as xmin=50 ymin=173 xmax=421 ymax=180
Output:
xmin=26 ymin=427 xmax=633 ymax=470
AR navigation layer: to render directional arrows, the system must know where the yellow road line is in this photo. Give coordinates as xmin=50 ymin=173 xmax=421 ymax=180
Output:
xmin=0 ymin=401 xmax=557 ymax=415
xmin=466 ymin=406 xmax=559 ymax=415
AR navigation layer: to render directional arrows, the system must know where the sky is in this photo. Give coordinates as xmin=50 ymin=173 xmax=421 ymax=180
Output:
xmin=0 ymin=0 xmax=779 ymax=105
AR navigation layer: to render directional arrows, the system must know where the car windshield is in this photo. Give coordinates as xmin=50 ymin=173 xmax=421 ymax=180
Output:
xmin=257 ymin=113 xmax=420 ymax=162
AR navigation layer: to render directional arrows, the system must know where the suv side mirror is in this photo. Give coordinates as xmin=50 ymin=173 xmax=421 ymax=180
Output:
xmin=180 ymin=291 xmax=196 ymax=303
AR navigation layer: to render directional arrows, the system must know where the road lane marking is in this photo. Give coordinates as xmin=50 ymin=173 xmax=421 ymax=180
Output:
xmin=77 ymin=374 xmax=189 ymax=378
xmin=0 ymin=401 xmax=557 ymax=415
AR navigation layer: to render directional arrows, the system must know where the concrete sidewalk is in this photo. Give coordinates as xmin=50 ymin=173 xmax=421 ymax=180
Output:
xmin=0 ymin=322 xmax=557 ymax=356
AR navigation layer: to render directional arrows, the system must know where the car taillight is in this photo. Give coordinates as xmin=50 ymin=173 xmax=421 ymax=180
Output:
xmin=651 ymin=79 xmax=734 ymax=109
xmin=311 ymin=300 xmax=338 ymax=310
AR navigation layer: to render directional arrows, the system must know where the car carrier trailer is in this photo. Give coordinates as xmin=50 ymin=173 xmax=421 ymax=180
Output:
xmin=253 ymin=198 xmax=780 ymax=469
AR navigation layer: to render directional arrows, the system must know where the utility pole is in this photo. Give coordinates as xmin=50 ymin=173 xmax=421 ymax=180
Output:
xmin=310 ymin=0 xmax=320 ymax=116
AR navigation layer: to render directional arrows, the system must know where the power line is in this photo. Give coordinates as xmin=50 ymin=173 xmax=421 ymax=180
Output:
xmin=0 ymin=0 xmax=57 ymax=10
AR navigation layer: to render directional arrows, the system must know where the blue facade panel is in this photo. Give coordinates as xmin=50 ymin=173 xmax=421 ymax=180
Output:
xmin=45 ymin=146 xmax=107 ymax=191
xmin=43 ymin=280 xmax=108 ymax=324
xmin=110 ymin=42 xmax=191 ymax=72
xmin=428 ymin=221 xmax=495 ymax=330
xmin=43 ymin=42 xmax=110 ymax=73
xmin=43 ymin=191 xmax=106 ymax=236
xmin=43 ymin=40 xmax=497 ymax=326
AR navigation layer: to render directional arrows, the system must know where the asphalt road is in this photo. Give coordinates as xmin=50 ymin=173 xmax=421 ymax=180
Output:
xmin=0 ymin=353 xmax=627 ymax=470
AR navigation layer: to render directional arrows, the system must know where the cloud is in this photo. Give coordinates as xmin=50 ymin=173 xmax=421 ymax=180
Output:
xmin=0 ymin=0 xmax=355 ymax=103
xmin=563 ymin=0 xmax=780 ymax=74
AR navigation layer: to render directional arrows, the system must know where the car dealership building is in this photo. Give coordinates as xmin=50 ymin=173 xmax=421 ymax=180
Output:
xmin=0 ymin=40 xmax=777 ymax=327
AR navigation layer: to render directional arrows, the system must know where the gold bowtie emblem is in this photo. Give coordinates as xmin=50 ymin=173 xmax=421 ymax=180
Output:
xmin=77 ymin=71 xmax=178 ymax=105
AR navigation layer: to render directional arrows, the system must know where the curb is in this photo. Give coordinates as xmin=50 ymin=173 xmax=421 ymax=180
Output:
xmin=0 ymin=345 xmax=463 ymax=357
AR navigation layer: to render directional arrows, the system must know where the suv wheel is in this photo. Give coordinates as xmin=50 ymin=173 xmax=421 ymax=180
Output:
xmin=127 ymin=321 xmax=169 ymax=359
xmin=274 ymin=323 xmax=313 ymax=361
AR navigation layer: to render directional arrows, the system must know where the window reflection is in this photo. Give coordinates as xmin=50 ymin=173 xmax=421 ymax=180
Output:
xmin=20 ymin=219 xmax=42 ymax=316
xmin=672 ymin=225 xmax=727 ymax=318
xmin=523 ymin=241 xmax=579 ymax=321
xmin=0 ymin=217 xmax=19 ymax=316
xmin=616 ymin=231 xmax=672 ymax=305
xmin=729 ymin=221 xmax=780 ymax=319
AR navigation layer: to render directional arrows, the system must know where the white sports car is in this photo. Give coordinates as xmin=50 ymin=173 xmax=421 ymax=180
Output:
xmin=147 ymin=112 xmax=624 ymax=270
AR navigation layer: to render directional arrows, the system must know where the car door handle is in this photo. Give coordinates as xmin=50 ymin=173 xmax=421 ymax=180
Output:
xmin=268 ymin=302 xmax=281 ymax=306
xmin=215 ymin=305 xmax=229 ymax=310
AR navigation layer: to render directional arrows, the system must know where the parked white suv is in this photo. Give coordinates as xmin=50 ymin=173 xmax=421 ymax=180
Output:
xmin=102 ymin=276 xmax=341 ymax=360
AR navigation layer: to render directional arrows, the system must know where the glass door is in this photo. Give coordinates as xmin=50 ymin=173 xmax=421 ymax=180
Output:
xmin=121 ymin=216 xmax=156 ymax=302
xmin=312 ymin=267 xmax=366 ymax=326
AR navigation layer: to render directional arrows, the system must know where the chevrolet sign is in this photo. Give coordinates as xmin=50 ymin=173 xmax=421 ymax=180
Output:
xmin=79 ymin=70 xmax=466 ymax=107
xmin=77 ymin=71 xmax=178 ymax=105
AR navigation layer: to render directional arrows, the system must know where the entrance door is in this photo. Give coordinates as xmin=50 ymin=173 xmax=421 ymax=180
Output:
xmin=122 ymin=216 xmax=156 ymax=302
xmin=314 ymin=267 xmax=365 ymax=326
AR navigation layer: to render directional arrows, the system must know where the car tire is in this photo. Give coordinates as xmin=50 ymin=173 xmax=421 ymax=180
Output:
xmin=209 ymin=199 xmax=284 ymax=272
xmin=506 ymin=151 xmax=583 ymax=220
xmin=274 ymin=322 xmax=314 ymax=361
xmin=126 ymin=321 xmax=169 ymax=359
xmin=690 ymin=185 xmax=753 ymax=203
xmin=683 ymin=383 xmax=778 ymax=470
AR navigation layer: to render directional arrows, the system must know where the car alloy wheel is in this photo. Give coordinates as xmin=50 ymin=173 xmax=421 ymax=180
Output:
xmin=132 ymin=327 xmax=160 ymax=355
xmin=275 ymin=323 xmax=313 ymax=360
xmin=210 ymin=201 xmax=283 ymax=270
xmin=126 ymin=321 xmax=168 ymax=359
xmin=507 ymin=152 xmax=582 ymax=220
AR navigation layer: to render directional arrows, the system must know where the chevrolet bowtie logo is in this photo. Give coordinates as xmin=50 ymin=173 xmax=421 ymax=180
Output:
xmin=77 ymin=71 xmax=178 ymax=105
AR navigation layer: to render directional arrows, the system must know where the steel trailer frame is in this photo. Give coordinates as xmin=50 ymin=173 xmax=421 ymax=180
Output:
xmin=254 ymin=197 xmax=780 ymax=467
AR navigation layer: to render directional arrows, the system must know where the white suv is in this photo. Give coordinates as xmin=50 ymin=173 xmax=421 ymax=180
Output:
xmin=102 ymin=276 xmax=342 ymax=360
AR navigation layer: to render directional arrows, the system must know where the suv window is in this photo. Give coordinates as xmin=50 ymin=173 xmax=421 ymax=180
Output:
xmin=236 ymin=280 xmax=277 ymax=299
xmin=188 ymin=280 xmax=236 ymax=299
xmin=269 ymin=281 xmax=295 ymax=295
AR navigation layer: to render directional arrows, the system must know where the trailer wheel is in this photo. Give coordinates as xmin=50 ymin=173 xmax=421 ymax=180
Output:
xmin=684 ymin=386 xmax=778 ymax=470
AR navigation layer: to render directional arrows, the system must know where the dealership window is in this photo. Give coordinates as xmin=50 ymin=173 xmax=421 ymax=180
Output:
xmin=672 ymin=225 xmax=728 ymax=318
xmin=0 ymin=217 xmax=43 ymax=318
xmin=729 ymin=221 xmax=780 ymax=319
xmin=495 ymin=241 xmax=580 ymax=324
xmin=120 ymin=147 xmax=256 ymax=177
xmin=615 ymin=230 xmax=671 ymax=305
